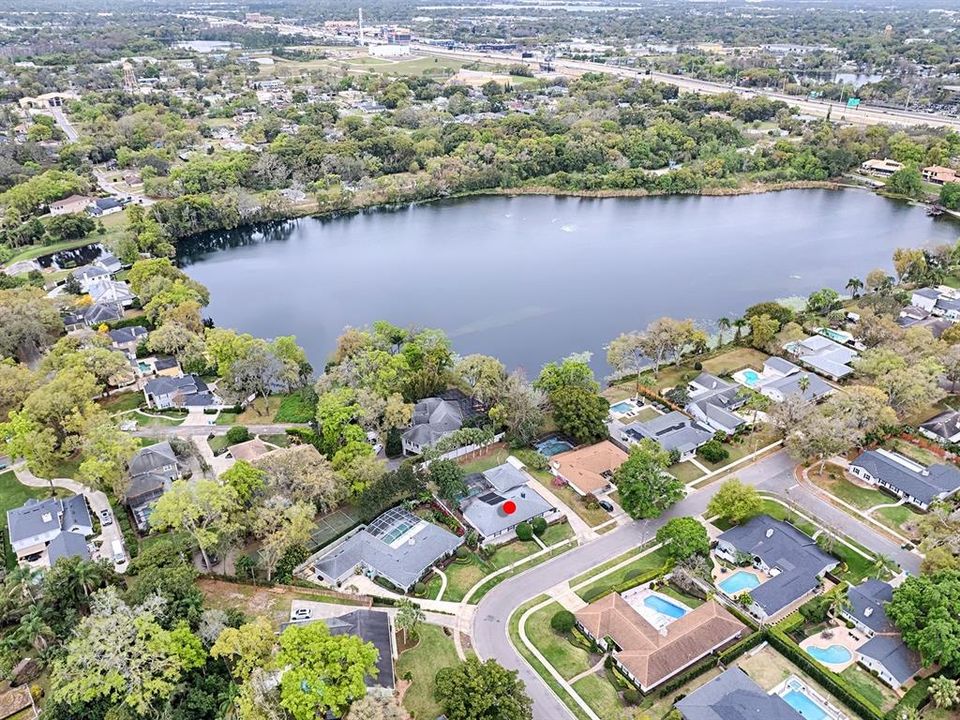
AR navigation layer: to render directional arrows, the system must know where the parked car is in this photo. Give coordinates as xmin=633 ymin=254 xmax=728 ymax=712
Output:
xmin=292 ymin=607 xmax=312 ymax=620
xmin=598 ymin=500 xmax=614 ymax=512
xmin=99 ymin=508 xmax=113 ymax=526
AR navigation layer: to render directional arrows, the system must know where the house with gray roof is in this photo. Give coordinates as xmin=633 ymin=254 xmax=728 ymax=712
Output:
xmin=459 ymin=457 xmax=555 ymax=544
xmin=849 ymin=448 xmax=960 ymax=510
xmin=124 ymin=441 xmax=182 ymax=530
xmin=685 ymin=373 xmax=747 ymax=434
xmin=753 ymin=357 xmax=834 ymax=404
xmin=108 ymin=325 xmax=148 ymax=358
xmin=401 ymin=389 xmax=478 ymax=456
xmin=78 ymin=301 xmax=123 ymax=327
xmin=675 ymin=667 xmax=803 ymax=720
xmin=87 ymin=278 xmax=136 ymax=308
xmin=621 ymin=411 xmax=713 ymax=461
xmin=6 ymin=495 xmax=93 ymax=569
xmin=784 ymin=335 xmax=858 ymax=381
xmin=919 ymin=410 xmax=960 ymax=445
xmin=327 ymin=610 xmax=395 ymax=689
xmin=144 ymin=374 xmax=220 ymax=409
xmin=71 ymin=264 xmax=111 ymax=291
xmin=858 ymin=635 xmax=922 ymax=690
xmin=283 ymin=609 xmax=396 ymax=690
xmin=715 ymin=515 xmax=838 ymax=621
xmin=310 ymin=506 xmax=463 ymax=591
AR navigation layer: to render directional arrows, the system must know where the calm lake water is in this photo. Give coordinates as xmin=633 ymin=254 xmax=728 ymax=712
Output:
xmin=178 ymin=190 xmax=959 ymax=376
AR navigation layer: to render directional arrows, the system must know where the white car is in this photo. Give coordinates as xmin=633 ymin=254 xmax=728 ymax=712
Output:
xmin=99 ymin=508 xmax=114 ymax=526
xmin=292 ymin=607 xmax=312 ymax=620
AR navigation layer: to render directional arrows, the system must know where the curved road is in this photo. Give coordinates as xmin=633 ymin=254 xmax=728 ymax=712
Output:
xmin=416 ymin=45 xmax=960 ymax=131
xmin=472 ymin=450 xmax=920 ymax=720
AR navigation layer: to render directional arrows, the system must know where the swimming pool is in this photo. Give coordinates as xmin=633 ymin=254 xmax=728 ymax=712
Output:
xmin=806 ymin=644 xmax=853 ymax=665
xmin=535 ymin=437 xmax=574 ymax=457
xmin=742 ymin=369 xmax=760 ymax=387
xmin=782 ymin=689 xmax=830 ymax=720
xmin=718 ymin=570 xmax=761 ymax=595
xmin=643 ymin=595 xmax=687 ymax=619
xmin=610 ymin=401 xmax=636 ymax=414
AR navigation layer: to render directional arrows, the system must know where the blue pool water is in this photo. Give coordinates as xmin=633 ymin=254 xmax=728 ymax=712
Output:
xmin=610 ymin=401 xmax=635 ymax=413
xmin=806 ymin=644 xmax=853 ymax=665
xmin=782 ymin=689 xmax=830 ymax=720
xmin=643 ymin=595 xmax=687 ymax=619
xmin=718 ymin=570 xmax=761 ymax=595
xmin=535 ymin=438 xmax=574 ymax=457
xmin=742 ymin=369 xmax=760 ymax=386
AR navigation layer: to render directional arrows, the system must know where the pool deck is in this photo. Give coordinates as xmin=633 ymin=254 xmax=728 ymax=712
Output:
xmin=621 ymin=586 xmax=686 ymax=629
xmin=773 ymin=675 xmax=849 ymax=720
xmin=711 ymin=564 xmax=766 ymax=597
xmin=799 ymin=625 xmax=865 ymax=673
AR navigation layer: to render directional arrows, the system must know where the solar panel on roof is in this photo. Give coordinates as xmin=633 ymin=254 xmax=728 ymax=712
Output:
xmin=478 ymin=492 xmax=504 ymax=505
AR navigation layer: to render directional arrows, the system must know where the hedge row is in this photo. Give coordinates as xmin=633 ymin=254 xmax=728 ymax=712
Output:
xmin=580 ymin=565 xmax=666 ymax=604
xmin=766 ymin=628 xmax=884 ymax=720
xmin=716 ymin=630 xmax=765 ymax=665
xmin=886 ymin=677 xmax=930 ymax=720
xmin=657 ymin=654 xmax=719 ymax=697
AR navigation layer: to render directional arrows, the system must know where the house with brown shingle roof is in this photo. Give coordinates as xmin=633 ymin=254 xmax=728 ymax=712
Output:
xmin=575 ymin=595 xmax=747 ymax=692
xmin=549 ymin=440 xmax=628 ymax=496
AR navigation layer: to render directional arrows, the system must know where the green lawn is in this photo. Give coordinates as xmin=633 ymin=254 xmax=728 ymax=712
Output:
xmin=840 ymin=665 xmax=899 ymax=712
xmin=546 ymin=480 xmax=611 ymax=527
xmin=833 ymin=541 xmax=881 ymax=584
xmin=134 ymin=409 xmax=187 ymax=427
xmin=441 ymin=538 xmax=543 ymax=602
xmin=698 ymin=426 xmax=780 ymax=472
xmin=215 ymin=411 xmax=239 ymax=425
xmin=872 ymin=504 xmax=921 ymax=539
xmin=668 ymin=461 xmax=705 ymax=484
xmin=259 ymin=433 xmax=290 ymax=448
xmin=97 ymin=391 xmax=144 ymax=414
xmin=208 ymin=435 xmax=231 ymax=455
xmin=0 ymin=470 xmax=63 ymax=568
xmin=660 ymin=584 xmax=705 ymax=608
xmin=576 ymin=546 xmax=672 ymax=602
xmin=807 ymin=465 xmax=892 ymax=511
xmin=571 ymin=674 xmax=625 ymax=719
xmin=396 ymin=624 xmax=461 ymax=720
xmin=702 ymin=348 xmax=769 ymax=376
xmin=469 ymin=538 xmax=575 ymax=603
xmin=508 ymin=596 xmax=592 ymax=720
xmin=273 ymin=391 xmax=316 ymax=423
xmin=526 ymin=602 xmax=594 ymax=679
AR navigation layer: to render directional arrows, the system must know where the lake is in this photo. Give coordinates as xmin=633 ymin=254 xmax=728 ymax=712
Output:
xmin=177 ymin=190 xmax=959 ymax=376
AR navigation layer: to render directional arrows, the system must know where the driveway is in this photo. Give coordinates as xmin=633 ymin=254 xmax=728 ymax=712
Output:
xmin=472 ymin=450 xmax=920 ymax=720
xmin=13 ymin=463 xmax=129 ymax=572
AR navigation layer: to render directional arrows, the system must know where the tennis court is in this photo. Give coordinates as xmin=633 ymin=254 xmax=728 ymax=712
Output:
xmin=307 ymin=507 xmax=362 ymax=551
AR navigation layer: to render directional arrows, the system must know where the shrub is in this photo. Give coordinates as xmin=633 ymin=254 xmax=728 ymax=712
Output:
xmin=699 ymin=440 xmax=729 ymax=463
xmin=550 ymin=609 xmax=576 ymax=633
xmin=455 ymin=546 xmax=469 ymax=559
xmin=767 ymin=628 xmax=883 ymax=720
xmin=531 ymin=516 xmax=547 ymax=536
xmin=623 ymin=689 xmax=641 ymax=705
xmin=515 ymin=521 xmax=533 ymax=541
xmin=226 ymin=425 xmax=250 ymax=445
xmin=412 ymin=581 xmax=426 ymax=596
xmin=385 ymin=427 xmax=403 ymax=457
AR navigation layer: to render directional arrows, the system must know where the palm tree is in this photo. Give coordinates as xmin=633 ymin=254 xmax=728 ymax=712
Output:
xmin=929 ymin=676 xmax=960 ymax=709
xmin=16 ymin=606 xmax=54 ymax=651
xmin=5 ymin=565 xmax=40 ymax=603
xmin=872 ymin=554 xmax=896 ymax=579
xmin=845 ymin=277 xmax=863 ymax=299
xmin=72 ymin=559 xmax=109 ymax=598
xmin=732 ymin=317 xmax=747 ymax=344
xmin=395 ymin=599 xmax=425 ymax=644
xmin=798 ymin=375 xmax=810 ymax=394
xmin=717 ymin=317 xmax=731 ymax=347
xmin=828 ymin=590 xmax=852 ymax=620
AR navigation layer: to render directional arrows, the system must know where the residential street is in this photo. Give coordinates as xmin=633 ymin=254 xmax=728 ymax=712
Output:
xmin=472 ymin=450 xmax=921 ymax=720
xmin=132 ymin=422 xmax=308 ymax=438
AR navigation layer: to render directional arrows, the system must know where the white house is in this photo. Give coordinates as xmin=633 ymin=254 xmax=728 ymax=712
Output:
xmin=6 ymin=496 xmax=93 ymax=569
xmin=849 ymin=448 xmax=960 ymax=511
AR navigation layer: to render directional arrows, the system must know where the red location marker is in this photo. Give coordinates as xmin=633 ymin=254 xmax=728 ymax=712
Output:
xmin=502 ymin=500 xmax=517 ymax=515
